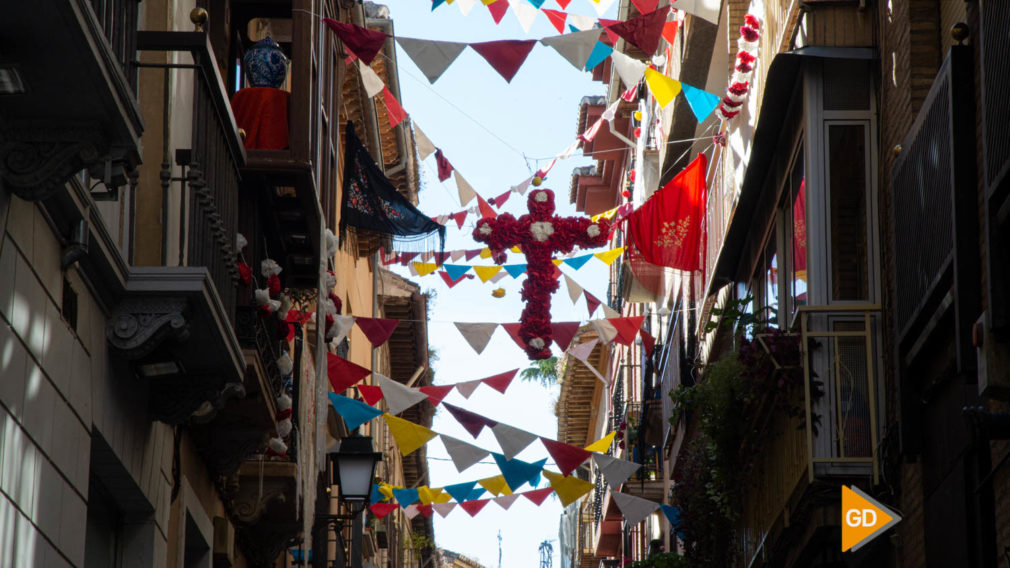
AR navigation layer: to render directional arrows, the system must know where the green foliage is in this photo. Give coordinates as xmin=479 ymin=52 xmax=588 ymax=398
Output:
xmin=703 ymin=295 xmax=770 ymax=337
xmin=520 ymin=355 xmax=560 ymax=387
xmin=628 ymin=552 xmax=691 ymax=568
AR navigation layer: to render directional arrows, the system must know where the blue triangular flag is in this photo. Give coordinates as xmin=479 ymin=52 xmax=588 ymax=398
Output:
xmin=584 ymin=42 xmax=613 ymax=71
xmin=443 ymin=481 xmax=479 ymax=503
xmin=467 ymin=487 xmax=487 ymax=501
xmin=568 ymin=24 xmax=579 ymax=33
xmin=680 ymin=83 xmax=721 ymax=122
xmin=392 ymin=487 xmax=419 ymax=507
xmin=432 ymin=0 xmax=446 ymax=10
xmin=328 ymin=393 xmax=383 ymax=431
xmin=370 ymin=484 xmax=385 ymax=504
xmin=659 ymin=504 xmax=685 ymax=538
xmin=563 ymin=254 xmax=594 ymax=270
xmin=443 ymin=264 xmax=472 ymax=281
xmin=527 ymin=0 xmax=546 ymax=7
xmin=493 ymin=454 xmax=547 ymax=491
xmin=503 ymin=264 xmax=527 ymax=278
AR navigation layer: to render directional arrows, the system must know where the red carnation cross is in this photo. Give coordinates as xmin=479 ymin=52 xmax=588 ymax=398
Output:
xmin=473 ymin=189 xmax=610 ymax=359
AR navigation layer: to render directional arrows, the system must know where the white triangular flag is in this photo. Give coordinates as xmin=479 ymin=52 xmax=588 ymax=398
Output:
xmin=454 ymin=322 xmax=499 ymax=355
xmin=375 ymin=373 xmax=429 ymax=415
xmin=414 ymin=124 xmax=436 ymax=160
xmin=409 ymin=263 xmax=419 ymax=276
xmin=511 ymin=176 xmax=533 ymax=195
xmin=601 ymin=100 xmax=620 ymax=122
xmin=395 ymin=37 xmax=468 ymax=84
xmin=454 ymin=379 xmax=482 ymax=399
xmin=567 ymin=14 xmax=596 ymax=31
xmin=490 ymin=272 xmax=507 ymax=284
xmin=602 ymin=304 xmax=620 ymax=318
xmin=437 ymin=214 xmax=449 ymax=225
xmin=592 ymin=453 xmax=642 ymax=488
xmin=494 ymin=494 xmax=521 ymax=510
xmin=569 ymin=338 xmax=606 ymax=382
xmin=403 ymin=504 xmax=420 ymax=519
xmin=491 ymin=423 xmax=539 ymax=460
xmin=357 ymin=60 xmax=385 ymax=98
xmin=451 ymin=250 xmax=465 ymax=262
xmin=558 ymin=140 xmax=580 ymax=160
xmin=610 ymin=51 xmax=647 ymax=90
xmin=564 ymin=274 xmax=583 ymax=304
xmin=667 ymin=0 xmax=721 ymax=25
xmin=433 ymin=502 xmax=457 ymax=517
xmin=591 ymin=0 xmax=617 ymax=16
xmin=508 ymin=0 xmax=538 ymax=33
xmin=456 ymin=0 xmax=476 ymax=15
xmin=590 ymin=318 xmax=619 ymax=343
xmin=540 ymin=30 xmax=602 ymax=71
xmin=454 ymin=170 xmax=477 ymax=206
xmin=611 ymin=491 xmax=660 ymax=526
xmin=330 ymin=315 xmax=356 ymax=344
xmin=441 ymin=435 xmax=490 ymax=473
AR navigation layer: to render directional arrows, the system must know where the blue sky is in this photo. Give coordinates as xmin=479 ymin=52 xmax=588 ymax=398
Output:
xmin=381 ymin=1 xmax=617 ymax=567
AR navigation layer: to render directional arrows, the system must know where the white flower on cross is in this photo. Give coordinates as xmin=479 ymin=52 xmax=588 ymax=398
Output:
xmin=530 ymin=221 xmax=555 ymax=242
xmin=534 ymin=191 xmax=549 ymax=203
xmin=529 ymin=337 xmax=546 ymax=349
xmin=587 ymin=224 xmax=601 ymax=238
xmin=479 ymin=223 xmax=493 ymax=235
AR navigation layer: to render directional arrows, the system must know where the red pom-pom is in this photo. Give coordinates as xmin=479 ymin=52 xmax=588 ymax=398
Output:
xmin=634 ymin=127 xmax=642 ymax=138
xmin=745 ymin=14 xmax=760 ymax=30
xmin=276 ymin=408 xmax=293 ymax=420
xmin=267 ymin=274 xmax=282 ymax=296
xmin=740 ymin=25 xmax=760 ymax=42
xmin=737 ymin=51 xmax=756 ymax=65
xmin=329 ymin=292 xmax=342 ymax=315
xmin=258 ymin=305 xmax=273 ymax=317
xmin=722 ymin=97 xmax=743 ymax=108
xmin=719 ymin=106 xmax=741 ymax=119
xmin=629 ymin=170 xmax=636 ymax=182
xmin=735 ymin=61 xmax=754 ymax=73
xmin=728 ymin=81 xmax=750 ymax=95
xmin=237 ymin=262 xmax=253 ymax=285
xmin=622 ymin=189 xmax=631 ymax=199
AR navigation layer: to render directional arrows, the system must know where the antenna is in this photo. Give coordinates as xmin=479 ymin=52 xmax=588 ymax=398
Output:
xmin=539 ymin=540 xmax=553 ymax=568
xmin=497 ymin=531 xmax=503 ymax=568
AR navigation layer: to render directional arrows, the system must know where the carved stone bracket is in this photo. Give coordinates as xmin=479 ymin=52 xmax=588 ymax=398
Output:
xmin=235 ymin=521 xmax=301 ymax=568
xmin=0 ymin=122 xmax=109 ymax=201
xmin=225 ymin=461 xmax=301 ymax=567
xmin=107 ymin=297 xmax=191 ymax=361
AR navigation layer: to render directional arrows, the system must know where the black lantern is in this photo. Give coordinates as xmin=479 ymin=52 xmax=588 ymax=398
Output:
xmin=328 ymin=435 xmax=382 ymax=502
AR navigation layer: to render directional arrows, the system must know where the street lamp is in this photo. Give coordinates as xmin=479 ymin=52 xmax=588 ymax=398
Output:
xmin=313 ymin=435 xmax=382 ymax=568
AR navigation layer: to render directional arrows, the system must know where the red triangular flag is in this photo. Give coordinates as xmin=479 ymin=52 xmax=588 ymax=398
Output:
xmin=355 ymin=317 xmax=400 ymax=347
xmin=661 ymin=20 xmax=680 ymax=45
xmin=476 ymin=194 xmax=497 ymax=219
xmin=492 ymin=189 xmax=511 ymax=208
xmin=522 ymin=488 xmax=554 ymax=506
xmin=460 ymin=499 xmax=490 ymax=516
xmin=549 ymin=263 xmax=562 ymax=280
xmin=434 ymin=251 xmax=451 ymax=266
xmin=551 ymin=322 xmax=581 ymax=351
xmin=609 ymin=316 xmax=646 ymax=345
xmin=435 ymin=148 xmax=454 ymax=182
xmin=540 ymin=438 xmax=592 ymax=476
xmin=417 ymin=504 xmax=434 ymax=517
xmin=607 ymin=6 xmax=671 ymax=55
xmin=500 ymin=322 xmax=527 ymax=351
xmin=381 ymin=87 xmax=408 ymax=128
xmin=487 ymin=0 xmax=509 ymax=24
xmin=481 ymin=369 xmax=518 ymax=394
xmin=443 ymin=402 xmax=498 ymax=437
xmin=599 ymin=19 xmax=621 ymax=45
xmin=419 ymin=385 xmax=454 ymax=406
xmin=640 ymin=329 xmax=656 ymax=357
xmin=358 ymin=384 xmax=385 ymax=406
xmin=322 ymin=18 xmax=389 ymax=65
xmin=370 ymin=503 xmax=399 ymax=518
xmin=584 ymin=291 xmax=602 ymax=316
xmin=465 ymin=248 xmax=483 ymax=261
xmin=452 ymin=211 xmax=468 ymax=229
xmin=327 ymin=353 xmax=372 ymax=392
xmin=556 ymin=0 xmax=571 ymax=8
xmin=630 ymin=0 xmax=659 ymax=15
xmin=470 ymin=40 xmax=537 ymax=83
xmin=543 ymin=9 xmax=568 ymax=34
xmin=398 ymin=251 xmax=420 ymax=266
xmin=439 ymin=270 xmax=467 ymax=288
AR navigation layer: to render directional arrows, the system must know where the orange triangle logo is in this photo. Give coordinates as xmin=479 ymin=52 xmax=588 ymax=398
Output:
xmin=842 ymin=486 xmax=901 ymax=552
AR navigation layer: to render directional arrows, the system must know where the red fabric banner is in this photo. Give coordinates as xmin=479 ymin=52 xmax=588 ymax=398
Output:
xmin=443 ymin=402 xmax=499 ymax=437
xmin=606 ymin=6 xmax=671 ymax=56
xmin=381 ymin=87 xmax=408 ymax=128
xmin=628 ymin=153 xmax=708 ymax=271
xmin=230 ymin=88 xmax=290 ymax=150
xmin=540 ymin=438 xmax=592 ymax=476
xmin=551 ymin=322 xmax=581 ymax=351
xmin=631 ymin=0 xmax=659 ymax=14
xmin=470 ymin=40 xmax=538 ymax=83
xmin=322 ymin=18 xmax=389 ymax=64
xmin=358 ymin=384 xmax=385 ymax=406
xmin=438 ymin=270 xmax=470 ymax=288
xmin=481 ymin=369 xmax=518 ymax=394
xmin=419 ymin=385 xmax=454 ymax=406
xmin=355 ymin=317 xmax=400 ymax=347
xmin=522 ymin=488 xmax=554 ymax=506
xmin=452 ymin=211 xmax=468 ymax=229
xmin=327 ymin=353 xmax=371 ymax=392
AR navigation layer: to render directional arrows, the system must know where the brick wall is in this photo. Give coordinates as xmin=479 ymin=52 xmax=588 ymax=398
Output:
xmin=898 ymin=460 xmax=926 ymax=566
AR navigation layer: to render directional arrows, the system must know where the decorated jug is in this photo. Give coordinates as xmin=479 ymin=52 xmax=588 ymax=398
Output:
xmin=243 ymin=37 xmax=289 ymax=89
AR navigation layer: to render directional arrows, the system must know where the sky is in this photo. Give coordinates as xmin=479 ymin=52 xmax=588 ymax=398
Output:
xmin=379 ymin=1 xmax=619 ymax=567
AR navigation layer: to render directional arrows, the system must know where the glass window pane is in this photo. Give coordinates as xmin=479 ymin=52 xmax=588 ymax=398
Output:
xmin=828 ymin=124 xmax=869 ymax=301
xmin=791 ymin=170 xmax=807 ymax=311
xmin=765 ymin=244 xmax=779 ymax=328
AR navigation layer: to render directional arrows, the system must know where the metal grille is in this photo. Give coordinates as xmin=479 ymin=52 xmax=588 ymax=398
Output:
xmin=891 ymin=70 xmax=953 ymax=333
xmin=981 ymin=0 xmax=1010 ymax=191
xmin=88 ymin=0 xmax=139 ymax=90
xmin=833 ymin=322 xmax=872 ymax=458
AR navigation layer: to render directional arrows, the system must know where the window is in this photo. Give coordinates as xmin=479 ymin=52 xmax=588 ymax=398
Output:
xmin=827 ymin=123 xmax=870 ymax=301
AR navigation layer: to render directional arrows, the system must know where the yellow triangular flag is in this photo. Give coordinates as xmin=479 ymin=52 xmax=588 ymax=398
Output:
xmin=543 ymin=471 xmax=595 ymax=506
xmin=383 ymin=414 xmax=438 ymax=456
xmin=552 ymin=259 xmax=563 ymax=266
xmin=378 ymin=483 xmax=396 ymax=501
xmin=433 ymin=490 xmax=453 ymax=503
xmin=478 ymin=475 xmax=511 ymax=496
xmin=594 ymin=247 xmax=625 ymax=266
xmin=644 ymin=68 xmax=682 ymax=108
xmin=418 ymin=486 xmax=440 ymax=505
xmin=480 ymin=248 xmax=493 ymax=259
xmin=473 ymin=265 xmax=502 ymax=283
xmin=413 ymin=262 xmax=439 ymax=277
xmin=584 ymin=431 xmax=616 ymax=453
xmin=510 ymin=245 xmax=522 ymax=253
xmin=591 ymin=207 xmax=619 ymax=223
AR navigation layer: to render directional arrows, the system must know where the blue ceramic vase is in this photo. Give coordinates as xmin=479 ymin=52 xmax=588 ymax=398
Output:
xmin=243 ymin=37 xmax=289 ymax=88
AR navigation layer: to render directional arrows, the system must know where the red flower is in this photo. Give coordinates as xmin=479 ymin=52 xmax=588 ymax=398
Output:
xmin=237 ymin=262 xmax=253 ymax=285
xmin=268 ymin=274 xmax=282 ymax=296
xmin=739 ymin=25 xmax=760 ymax=43
xmin=329 ymin=292 xmax=343 ymax=315
xmin=736 ymin=51 xmax=756 ymax=65
xmin=745 ymin=14 xmax=761 ymax=30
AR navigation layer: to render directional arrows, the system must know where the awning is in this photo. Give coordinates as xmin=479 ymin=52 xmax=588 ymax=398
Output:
xmin=708 ymin=47 xmax=877 ymax=295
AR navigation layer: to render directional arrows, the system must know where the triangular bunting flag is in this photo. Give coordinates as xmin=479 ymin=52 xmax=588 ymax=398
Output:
xmin=552 ymin=321 xmax=581 ymax=350
xmin=327 ymin=353 xmax=371 ymax=392
xmin=584 ymin=41 xmax=613 ymax=71
xmin=490 ymin=272 xmax=507 ymax=284
xmin=454 ymin=322 xmax=499 ymax=354
xmin=413 ymin=262 xmax=439 ymax=276
xmin=331 ymin=314 xmax=356 ymax=345
xmin=381 ymin=87 xmax=408 ymax=127
xmin=435 ymin=148 xmax=454 ymax=181
xmin=454 ymin=379 xmax=482 ymax=399
xmin=476 ymin=194 xmax=497 ymax=219
xmin=460 ymin=499 xmax=490 ymax=516
xmin=357 ymin=384 xmax=384 ymax=406
xmin=328 ymin=393 xmax=384 ymax=431
xmin=418 ymin=486 xmax=441 ymax=505
xmin=457 ymin=0 xmax=477 ymax=14
xmin=440 ymin=435 xmax=490 ymax=472
xmin=451 ymin=211 xmax=468 ymax=229
xmin=640 ymin=329 xmax=656 ymax=357
xmin=470 ymin=39 xmax=537 ymax=83
xmin=543 ymin=9 xmax=567 ymax=33
xmin=473 ymin=265 xmax=503 ymax=283
xmin=681 ymin=82 xmax=721 ymax=122
xmin=610 ymin=51 xmax=647 ymax=90
xmin=612 ymin=491 xmax=661 ymax=526
xmin=414 ymin=124 xmax=436 ymax=160
xmin=369 ymin=503 xmax=399 ymax=518
xmin=644 ymin=67 xmax=681 ymax=108
xmin=375 ymin=373 xmax=429 ymax=415
xmin=584 ymin=431 xmax=616 ymax=453
xmin=418 ymin=504 xmax=434 ymax=517
xmin=568 ymin=13 xmax=596 ymax=31
xmin=590 ymin=319 xmax=619 ymax=343
xmin=395 ymin=37 xmax=468 ymax=83
xmin=540 ymin=438 xmax=592 ymax=476
xmin=432 ymin=0 xmax=445 ymax=10
xmin=467 ymin=487 xmax=487 ymax=501
xmin=507 ymin=0 xmax=538 ymax=33
xmin=569 ymin=338 xmax=607 ymax=382
xmin=443 ymin=481 xmax=478 ymax=503
xmin=563 ymin=254 xmax=595 ymax=270
xmin=660 ymin=504 xmax=682 ymax=530
xmin=499 ymin=322 xmax=529 ymax=352
xmin=322 ymin=18 xmax=389 ymax=64
xmin=434 ymin=502 xmax=457 ymax=517
xmin=522 ymin=487 xmax=554 ymax=506
xmin=478 ymin=475 xmax=511 ymax=496
xmin=482 ymin=369 xmax=517 ymax=394
xmin=464 ymin=248 xmax=482 ymax=261
xmin=439 ymin=270 xmax=469 ymax=288
xmin=563 ymin=274 xmax=583 ymax=304
xmin=443 ymin=403 xmax=498 ymax=437
xmin=584 ymin=291 xmax=602 ymax=316
xmin=492 ymin=423 xmax=539 ymax=460
xmin=607 ymin=6 xmax=670 ymax=55
xmin=609 ymin=315 xmax=646 ymax=345
xmin=542 ymin=471 xmax=595 ymax=506
xmin=602 ymin=303 xmax=620 ymax=318
xmin=556 ymin=0 xmax=571 ymax=7
xmin=494 ymin=494 xmax=521 ymax=510
xmin=662 ymin=20 xmax=679 ymax=45
xmin=590 ymin=0 xmax=617 ymax=16
xmin=493 ymin=454 xmax=548 ymax=491
xmin=631 ymin=0 xmax=658 ymax=13
xmin=355 ymin=317 xmax=399 ymax=347
xmin=443 ymin=264 xmax=472 ymax=281
xmin=487 ymin=0 xmax=509 ymax=24
xmin=539 ymin=29 xmax=602 ymax=71
xmin=503 ymin=264 xmax=528 ymax=278
xmin=371 ymin=484 xmax=386 ymax=504
xmin=392 ymin=487 xmax=420 ymax=506
xmin=592 ymin=452 xmax=642 ymax=488
xmin=419 ymin=385 xmax=454 ymax=406
xmin=594 ymin=247 xmax=624 ymax=265
xmin=454 ymin=170 xmax=477 ymax=206
xmin=383 ymin=413 xmax=438 ymax=456
xmin=356 ymin=60 xmax=385 ymax=97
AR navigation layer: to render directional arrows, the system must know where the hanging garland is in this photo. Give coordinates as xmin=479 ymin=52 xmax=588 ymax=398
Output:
xmin=718 ymin=14 xmax=761 ymax=121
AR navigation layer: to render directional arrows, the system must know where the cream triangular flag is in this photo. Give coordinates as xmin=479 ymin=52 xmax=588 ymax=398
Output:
xmin=441 ymin=435 xmax=490 ymax=473
xmin=433 ymin=502 xmax=457 ymax=517
xmin=456 ymin=0 xmax=476 ymax=15
xmin=454 ymin=170 xmax=477 ymax=206
xmin=357 ymin=60 xmax=385 ymax=97
xmin=375 ymin=373 xmax=429 ymax=415
xmin=330 ymin=315 xmax=356 ymax=345
xmin=414 ymin=124 xmax=436 ymax=160
xmin=612 ymin=491 xmax=660 ymax=526
xmin=601 ymin=99 xmax=620 ymax=122
xmin=591 ymin=0 xmax=617 ymax=16
xmin=454 ymin=379 xmax=482 ymax=399
xmin=403 ymin=504 xmax=420 ymax=519
xmin=602 ymin=304 xmax=620 ymax=319
xmin=490 ymin=272 xmax=507 ymax=284
xmin=665 ymin=0 xmax=721 ymax=24
xmin=395 ymin=37 xmax=468 ymax=84
xmin=454 ymin=322 xmax=498 ymax=355
xmin=610 ymin=51 xmax=647 ymax=90
xmin=451 ymin=250 xmax=466 ymax=262
xmin=509 ymin=0 xmax=538 ymax=33
xmin=569 ymin=338 xmax=606 ymax=382
xmin=590 ymin=319 xmax=619 ymax=343
xmin=494 ymin=494 xmax=521 ymax=510
xmin=540 ymin=30 xmax=602 ymax=71
xmin=563 ymin=274 xmax=583 ymax=304
xmin=511 ymin=176 xmax=533 ymax=195
xmin=491 ymin=423 xmax=539 ymax=460
xmin=567 ymin=14 xmax=596 ymax=31
xmin=592 ymin=452 xmax=642 ymax=488
xmin=558 ymin=140 xmax=581 ymax=160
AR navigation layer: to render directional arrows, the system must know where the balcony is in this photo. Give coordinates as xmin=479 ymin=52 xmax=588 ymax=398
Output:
xmin=228 ymin=460 xmax=301 ymax=568
xmin=0 ymin=0 xmax=143 ymax=201
xmin=620 ymin=401 xmax=665 ymax=502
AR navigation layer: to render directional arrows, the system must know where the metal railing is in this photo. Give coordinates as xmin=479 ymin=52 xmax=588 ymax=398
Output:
xmin=88 ymin=0 xmax=141 ymax=90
